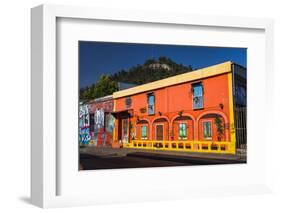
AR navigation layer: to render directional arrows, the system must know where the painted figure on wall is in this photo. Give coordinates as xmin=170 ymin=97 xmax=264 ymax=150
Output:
xmin=92 ymin=109 xmax=115 ymax=147
xmin=79 ymin=104 xmax=91 ymax=145
xmin=86 ymin=96 xmax=115 ymax=147
xmin=94 ymin=108 xmax=104 ymax=130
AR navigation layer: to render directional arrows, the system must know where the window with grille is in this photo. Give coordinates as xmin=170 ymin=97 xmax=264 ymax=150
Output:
xmin=141 ymin=126 xmax=147 ymax=139
xmin=192 ymin=83 xmax=203 ymax=109
xmin=178 ymin=123 xmax=187 ymax=139
xmin=203 ymin=121 xmax=212 ymax=139
xmin=147 ymin=93 xmax=155 ymax=115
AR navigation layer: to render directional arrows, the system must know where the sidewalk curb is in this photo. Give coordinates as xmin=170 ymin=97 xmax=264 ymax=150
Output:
xmin=127 ymin=152 xmax=246 ymax=165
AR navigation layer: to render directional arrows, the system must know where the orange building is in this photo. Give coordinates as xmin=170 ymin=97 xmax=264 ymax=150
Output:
xmin=111 ymin=61 xmax=246 ymax=154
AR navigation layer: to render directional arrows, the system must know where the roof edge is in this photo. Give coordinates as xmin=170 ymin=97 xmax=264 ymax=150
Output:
xmin=113 ymin=61 xmax=232 ymax=99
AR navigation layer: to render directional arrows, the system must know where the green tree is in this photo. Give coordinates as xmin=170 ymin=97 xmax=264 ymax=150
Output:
xmin=93 ymin=74 xmax=117 ymax=99
xmin=79 ymin=86 xmax=93 ymax=101
xmin=215 ymin=116 xmax=224 ymax=141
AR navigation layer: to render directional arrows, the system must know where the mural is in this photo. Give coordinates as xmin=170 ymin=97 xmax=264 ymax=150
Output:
xmin=94 ymin=109 xmax=105 ymax=129
xmin=79 ymin=103 xmax=115 ymax=147
xmin=79 ymin=128 xmax=91 ymax=145
xmin=79 ymin=96 xmax=115 ymax=146
xmin=79 ymin=104 xmax=91 ymax=145
xmin=105 ymin=113 xmax=115 ymax=133
xmin=91 ymin=109 xmax=115 ymax=146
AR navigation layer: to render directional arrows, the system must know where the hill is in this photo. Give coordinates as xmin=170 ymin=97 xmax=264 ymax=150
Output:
xmin=80 ymin=56 xmax=193 ymax=101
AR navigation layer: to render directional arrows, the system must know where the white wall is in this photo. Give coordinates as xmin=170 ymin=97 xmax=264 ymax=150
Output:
xmin=0 ymin=0 xmax=280 ymax=212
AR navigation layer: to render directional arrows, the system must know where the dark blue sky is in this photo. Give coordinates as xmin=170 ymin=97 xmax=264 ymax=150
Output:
xmin=79 ymin=41 xmax=246 ymax=88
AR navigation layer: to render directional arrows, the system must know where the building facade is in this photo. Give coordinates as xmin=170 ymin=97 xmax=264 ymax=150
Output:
xmin=111 ymin=61 xmax=246 ymax=154
xmin=79 ymin=95 xmax=115 ymax=146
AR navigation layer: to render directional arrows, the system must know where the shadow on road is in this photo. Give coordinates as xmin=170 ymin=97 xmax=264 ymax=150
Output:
xmin=80 ymin=151 xmax=246 ymax=170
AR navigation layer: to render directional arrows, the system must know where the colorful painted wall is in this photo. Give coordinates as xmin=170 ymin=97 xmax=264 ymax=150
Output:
xmin=113 ymin=73 xmax=231 ymax=144
xmin=79 ymin=104 xmax=91 ymax=145
xmin=79 ymin=62 xmax=244 ymax=153
xmin=79 ymin=96 xmax=115 ymax=146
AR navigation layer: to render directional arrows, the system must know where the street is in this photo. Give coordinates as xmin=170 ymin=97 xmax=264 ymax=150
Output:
xmin=80 ymin=153 xmax=190 ymax=170
xmin=79 ymin=147 xmax=246 ymax=170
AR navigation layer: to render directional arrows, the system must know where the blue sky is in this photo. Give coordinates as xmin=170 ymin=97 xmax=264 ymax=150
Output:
xmin=79 ymin=41 xmax=246 ymax=88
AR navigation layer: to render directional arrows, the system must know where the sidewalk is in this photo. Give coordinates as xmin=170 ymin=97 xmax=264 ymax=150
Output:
xmin=80 ymin=146 xmax=135 ymax=157
xmin=80 ymin=146 xmax=246 ymax=163
xmin=127 ymin=152 xmax=245 ymax=164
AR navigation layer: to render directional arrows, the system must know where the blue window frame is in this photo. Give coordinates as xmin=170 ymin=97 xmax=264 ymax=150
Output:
xmin=147 ymin=93 xmax=155 ymax=115
xmin=125 ymin=96 xmax=132 ymax=108
xmin=192 ymin=83 xmax=203 ymax=109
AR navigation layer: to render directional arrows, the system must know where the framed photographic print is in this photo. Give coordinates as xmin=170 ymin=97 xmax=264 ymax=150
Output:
xmin=31 ymin=4 xmax=274 ymax=208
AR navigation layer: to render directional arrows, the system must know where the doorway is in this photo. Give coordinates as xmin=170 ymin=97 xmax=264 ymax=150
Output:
xmin=156 ymin=124 xmax=164 ymax=141
xmin=121 ymin=118 xmax=129 ymax=144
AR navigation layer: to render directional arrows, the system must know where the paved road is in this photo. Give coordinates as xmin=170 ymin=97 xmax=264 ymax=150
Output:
xmin=80 ymin=154 xmax=190 ymax=170
xmin=79 ymin=152 xmax=244 ymax=170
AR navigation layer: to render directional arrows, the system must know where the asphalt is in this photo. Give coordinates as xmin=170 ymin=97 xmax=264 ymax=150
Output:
xmin=79 ymin=146 xmax=246 ymax=170
xmin=80 ymin=153 xmax=190 ymax=170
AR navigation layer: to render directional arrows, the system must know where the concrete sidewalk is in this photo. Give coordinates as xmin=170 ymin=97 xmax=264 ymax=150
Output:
xmin=127 ymin=152 xmax=245 ymax=164
xmin=80 ymin=146 xmax=246 ymax=162
xmin=80 ymin=146 xmax=135 ymax=157
xmin=128 ymin=148 xmax=246 ymax=161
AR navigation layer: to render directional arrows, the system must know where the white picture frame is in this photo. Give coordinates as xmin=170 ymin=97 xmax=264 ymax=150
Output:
xmin=31 ymin=4 xmax=274 ymax=208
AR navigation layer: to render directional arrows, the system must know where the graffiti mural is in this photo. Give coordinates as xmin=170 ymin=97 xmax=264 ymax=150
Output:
xmin=79 ymin=96 xmax=115 ymax=147
xmin=94 ymin=108 xmax=105 ymax=129
xmin=90 ymin=108 xmax=115 ymax=146
xmin=79 ymin=104 xmax=91 ymax=145
xmin=79 ymin=128 xmax=91 ymax=144
xmin=105 ymin=113 xmax=115 ymax=133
